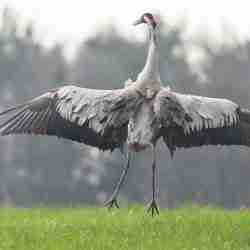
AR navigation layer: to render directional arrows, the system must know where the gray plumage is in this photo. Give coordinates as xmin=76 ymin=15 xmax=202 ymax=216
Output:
xmin=0 ymin=86 xmax=141 ymax=151
xmin=1 ymin=84 xmax=250 ymax=154
xmin=155 ymin=90 xmax=250 ymax=155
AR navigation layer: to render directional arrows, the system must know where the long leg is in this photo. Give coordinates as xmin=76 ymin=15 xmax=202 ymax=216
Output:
xmin=105 ymin=150 xmax=131 ymax=209
xmin=147 ymin=145 xmax=159 ymax=216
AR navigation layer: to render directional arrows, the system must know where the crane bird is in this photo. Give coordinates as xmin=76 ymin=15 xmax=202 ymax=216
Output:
xmin=1 ymin=13 xmax=250 ymax=216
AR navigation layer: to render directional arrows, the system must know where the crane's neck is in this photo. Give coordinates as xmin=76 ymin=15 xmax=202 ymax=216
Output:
xmin=137 ymin=25 xmax=161 ymax=84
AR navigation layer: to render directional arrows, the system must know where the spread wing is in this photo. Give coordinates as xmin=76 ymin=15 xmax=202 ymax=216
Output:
xmin=155 ymin=88 xmax=250 ymax=155
xmin=0 ymin=85 xmax=141 ymax=151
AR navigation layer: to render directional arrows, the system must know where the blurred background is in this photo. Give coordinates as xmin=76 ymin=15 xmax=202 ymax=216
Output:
xmin=1 ymin=2 xmax=250 ymax=208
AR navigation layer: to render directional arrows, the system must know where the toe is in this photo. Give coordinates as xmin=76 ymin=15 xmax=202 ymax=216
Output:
xmin=147 ymin=200 xmax=160 ymax=216
xmin=105 ymin=198 xmax=119 ymax=209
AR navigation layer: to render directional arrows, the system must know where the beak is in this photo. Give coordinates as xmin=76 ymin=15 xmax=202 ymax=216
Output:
xmin=133 ymin=18 xmax=143 ymax=26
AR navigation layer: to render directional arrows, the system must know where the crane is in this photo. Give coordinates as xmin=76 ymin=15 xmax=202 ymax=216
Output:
xmin=1 ymin=12 xmax=250 ymax=216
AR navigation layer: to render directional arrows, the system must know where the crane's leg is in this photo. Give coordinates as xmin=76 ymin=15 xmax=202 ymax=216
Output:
xmin=105 ymin=151 xmax=131 ymax=209
xmin=147 ymin=145 xmax=159 ymax=216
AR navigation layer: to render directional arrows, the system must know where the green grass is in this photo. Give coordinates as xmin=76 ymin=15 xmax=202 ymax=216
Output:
xmin=1 ymin=205 xmax=250 ymax=250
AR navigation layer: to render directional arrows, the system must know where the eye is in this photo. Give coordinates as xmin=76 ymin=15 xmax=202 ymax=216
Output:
xmin=143 ymin=15 xmax=151 ymax=23
xmin=141 ymin=14 xmax=146 ymax=23
xmin=143 ymin=13 xmax=157 ymax=28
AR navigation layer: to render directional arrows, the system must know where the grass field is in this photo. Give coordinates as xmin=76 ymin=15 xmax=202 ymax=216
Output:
xmin=1 ymin=205 xmax=250 ymax=250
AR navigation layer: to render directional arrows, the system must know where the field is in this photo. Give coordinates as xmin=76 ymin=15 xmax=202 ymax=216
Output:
xmin=1 ymin=206 xmax=250 ymax=250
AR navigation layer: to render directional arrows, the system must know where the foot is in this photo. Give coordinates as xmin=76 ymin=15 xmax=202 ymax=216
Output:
xmin=104 ymin=197 xmax=119 ymax=210
xmin=147 ymin=199 xmax=159 ymax=216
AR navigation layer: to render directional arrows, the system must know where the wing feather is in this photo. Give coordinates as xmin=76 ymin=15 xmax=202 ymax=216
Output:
xmin=155 ymin=89 xmax=250 ymax=155
xmin=0 ymin=85 xmax=140 ymax=151
xmin=0 ymin=108 xmax=28 ymax=131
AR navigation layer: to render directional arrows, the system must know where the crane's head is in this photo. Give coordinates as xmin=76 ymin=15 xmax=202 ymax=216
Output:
xmin=133 ymin=13 xmax=157 ymax=29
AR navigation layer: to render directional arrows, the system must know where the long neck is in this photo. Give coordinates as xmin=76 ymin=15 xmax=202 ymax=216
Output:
xmin=138 ymin=25 xmax=161 ymax=82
